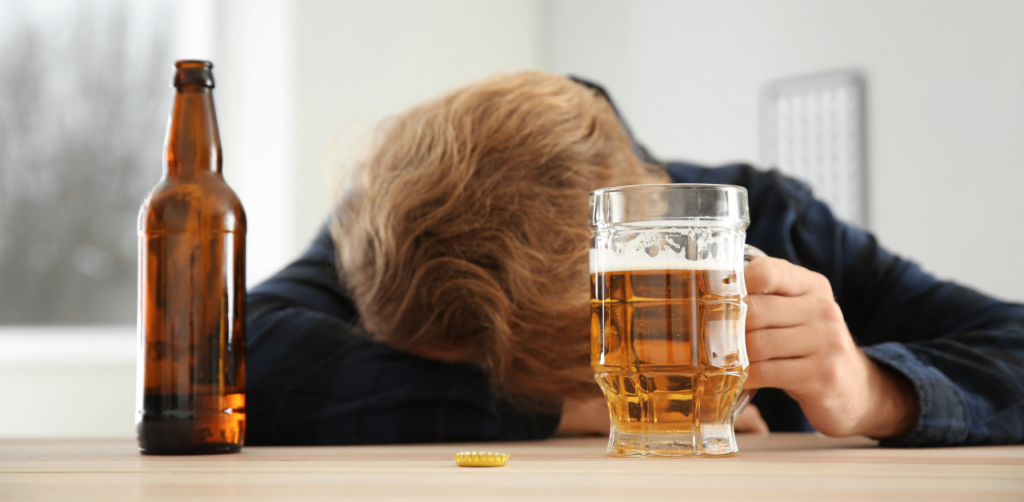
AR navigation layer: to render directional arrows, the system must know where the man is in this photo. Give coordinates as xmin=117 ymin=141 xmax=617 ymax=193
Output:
xmin=245 ymin=71 xmax=1024 ymax=446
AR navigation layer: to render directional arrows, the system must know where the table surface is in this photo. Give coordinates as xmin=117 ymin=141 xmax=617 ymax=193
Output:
xmin=2 ymin=433 xmax=1023 ymax=501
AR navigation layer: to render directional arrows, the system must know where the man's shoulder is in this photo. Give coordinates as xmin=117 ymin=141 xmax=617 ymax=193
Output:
xmin=665 ymin=162 xmax=812 ymax=209
xmin=248 ymin=221 xmax=358 ymax=322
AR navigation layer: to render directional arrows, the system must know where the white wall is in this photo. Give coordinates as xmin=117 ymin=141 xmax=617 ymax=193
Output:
xmin=289 ymin=0 xmax=543 ymax=261
xmin=219 ymin=0 xmax=296 ymax=288
xmin=546 ymin=0 xmax=1024 ymax=302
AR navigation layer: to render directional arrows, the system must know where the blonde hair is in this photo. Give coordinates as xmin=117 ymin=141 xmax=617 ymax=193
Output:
xmin=332 ymin=71 xmax=668 ymax=411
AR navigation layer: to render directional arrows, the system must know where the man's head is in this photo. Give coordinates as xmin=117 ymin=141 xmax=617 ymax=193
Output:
xmin=332 ymin=71 xmax=667 ymax=411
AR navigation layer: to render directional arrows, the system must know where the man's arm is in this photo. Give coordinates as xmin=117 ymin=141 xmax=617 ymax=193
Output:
xmin=743 ymin=256 xmax=921 ymax=439
xmin=667 ymin=162 xmax=1024 ymax=446
xmin=244 ymin=226 xmax=560 ymax=445
xmin=821 ymin=212 xmax=1024 ymax=447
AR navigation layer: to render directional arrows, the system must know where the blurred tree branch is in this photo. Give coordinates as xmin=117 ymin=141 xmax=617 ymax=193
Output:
xmin=0 ymin=0 xmax=171 ymax=324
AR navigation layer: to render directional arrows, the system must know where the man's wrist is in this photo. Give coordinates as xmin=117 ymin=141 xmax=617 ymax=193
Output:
xmin=858 ymin=353 xmax=920 ymax=439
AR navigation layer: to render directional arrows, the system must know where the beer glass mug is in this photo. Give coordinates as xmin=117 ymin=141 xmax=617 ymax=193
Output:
xmin=589 ymin=184 xmax=757 ymax=457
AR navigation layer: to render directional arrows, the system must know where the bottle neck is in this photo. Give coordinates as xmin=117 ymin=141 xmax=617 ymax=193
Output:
xmin=164 ymin=87 xmax=222 ymax=177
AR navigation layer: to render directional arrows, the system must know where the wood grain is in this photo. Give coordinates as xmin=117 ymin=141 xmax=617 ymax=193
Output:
xmin=2 ymin=433 xmax=1022 ymax=501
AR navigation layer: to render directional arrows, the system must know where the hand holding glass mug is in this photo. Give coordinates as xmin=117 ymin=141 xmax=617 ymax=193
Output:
xmin=585 ymin=184 xmax=920 ymax=456
xmin=742 ymin=257 xmax=919 ymax=439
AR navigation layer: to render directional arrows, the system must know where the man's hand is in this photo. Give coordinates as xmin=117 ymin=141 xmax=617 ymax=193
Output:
xmin=556 ymin=397 xmax=610 ymax=436
xmin=743 ymin=257 xmax=919 ymax=438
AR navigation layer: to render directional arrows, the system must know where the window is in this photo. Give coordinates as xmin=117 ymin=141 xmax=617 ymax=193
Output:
xmin=0 ymin=0 xmax=213 ymax=325
xmin=760 ymin=71 xmax=868 ymax=228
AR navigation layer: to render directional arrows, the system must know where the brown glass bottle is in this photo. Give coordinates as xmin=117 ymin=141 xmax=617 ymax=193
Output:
xmin=136 ymin=61 xmax=246 ymax=455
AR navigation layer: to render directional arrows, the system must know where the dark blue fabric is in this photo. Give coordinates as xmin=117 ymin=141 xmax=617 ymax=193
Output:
xmin=245 ymin=84 xmax=1024 ymax=448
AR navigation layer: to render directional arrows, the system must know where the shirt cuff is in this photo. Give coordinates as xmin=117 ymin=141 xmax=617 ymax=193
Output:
xmin=861 ymin=342 xmax=968 ymax=447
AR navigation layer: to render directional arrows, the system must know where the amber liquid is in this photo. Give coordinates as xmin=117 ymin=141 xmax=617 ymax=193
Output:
xmin=590 ymin=268 xmax=748 ymax=456
xmin=137 ymin=68 xmax=246 ymax=455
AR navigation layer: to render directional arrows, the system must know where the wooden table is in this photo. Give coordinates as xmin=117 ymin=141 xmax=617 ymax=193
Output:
xmin=2 ymin=434 xmax=1023 ymax=501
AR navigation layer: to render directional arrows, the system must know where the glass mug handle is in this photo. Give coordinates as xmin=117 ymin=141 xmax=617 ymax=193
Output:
xmin=733 ymin=244 xmax=768 ymax=422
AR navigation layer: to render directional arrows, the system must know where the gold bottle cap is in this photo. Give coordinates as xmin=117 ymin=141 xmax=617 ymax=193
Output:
xmin=454 ymin=451 xmax=510 ymax=467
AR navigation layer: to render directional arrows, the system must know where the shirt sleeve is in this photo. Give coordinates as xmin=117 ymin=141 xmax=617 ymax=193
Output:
xmin=666 ymin=162 xmax=1024 ymax=447
xmin=244 ymin=226 xmax=560 ymax=445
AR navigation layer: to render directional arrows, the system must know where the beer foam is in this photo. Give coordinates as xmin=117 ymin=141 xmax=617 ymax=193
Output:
xmin=591 ymin=249 xmax=734 ymax=272
xmin=591 ymin=228 xmax=739 ymax=272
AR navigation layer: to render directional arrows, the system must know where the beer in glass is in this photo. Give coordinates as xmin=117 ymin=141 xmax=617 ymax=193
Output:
xmin=589 ymin=184 xmax=752 ymax=456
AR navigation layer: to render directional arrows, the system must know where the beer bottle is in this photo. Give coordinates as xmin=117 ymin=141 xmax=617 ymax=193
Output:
xmin=136 ymin=60 xmax=246 ymax=455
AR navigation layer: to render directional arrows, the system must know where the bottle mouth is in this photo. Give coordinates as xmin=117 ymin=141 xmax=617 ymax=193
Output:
xmin=173 ymin=60 xmax=214 ymax=89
